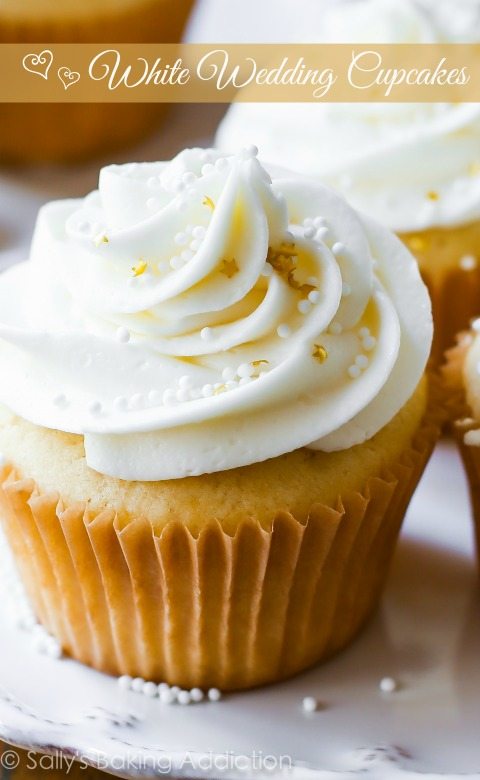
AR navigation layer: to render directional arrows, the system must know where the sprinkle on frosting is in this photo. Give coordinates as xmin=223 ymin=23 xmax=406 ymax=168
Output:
xmin=202 ymin=195 xmax=215 ymax=211
xmin=312 ymin=344 xmax=328 ymax=363
xmin=131 ymin=260 xmax=148 ymax=277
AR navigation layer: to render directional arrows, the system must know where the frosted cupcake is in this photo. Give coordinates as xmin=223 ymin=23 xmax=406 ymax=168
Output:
xmin=0 ymin=0 xmax=194 ymax=163
xmin=0 ymin=147 xmax=437 ymax=690
xmin=215 ymin=0 xmax=480 ymax=360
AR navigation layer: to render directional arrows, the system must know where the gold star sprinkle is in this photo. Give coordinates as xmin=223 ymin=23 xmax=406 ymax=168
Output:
xmin=426 ymin=191 xmax=439 ymax=201
xmin=312 ymin=344 xmax=328 ymax=364
xmin=267 ymin=248 xmax=297 ymax=276
xmin=287 ymin=270 xmax=315 ymax=295
xmin=220 ymin=258 xmax=239 ymax=278
xmin=131 ymin=260 xmax=148 ymax=277
xmin=203 ymin=196 xmax=215 ymax=211
xmin=94 ymin=234 xmax=109 ymax=247
xmin=252 ymin=359 xmax=269 ymax=367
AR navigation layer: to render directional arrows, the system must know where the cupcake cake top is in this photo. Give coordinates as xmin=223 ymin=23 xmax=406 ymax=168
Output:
xmin=215 ymin=0 xmax=480 ymax=233
xmin=0 ymin=147 xmax=432 ymax=480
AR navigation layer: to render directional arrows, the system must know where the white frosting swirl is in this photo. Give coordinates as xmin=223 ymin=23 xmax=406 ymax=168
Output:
xmin=0 ymin=148 xmax=432 ymax=480
xmin=215 ymin=0 xmax=480 ymax=233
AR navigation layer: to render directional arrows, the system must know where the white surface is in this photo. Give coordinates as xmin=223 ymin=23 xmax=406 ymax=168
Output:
xmin=0 ymin=441 xmax=479 ymax=779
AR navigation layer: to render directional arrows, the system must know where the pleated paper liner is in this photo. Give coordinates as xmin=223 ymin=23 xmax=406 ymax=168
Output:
xmin=444 ymin=334 xmax=480 ymax=564
xmin=0 ymin=383 xmax=443 ymax=691
xmin=0 ymin=0 xmax=194 ymax=163
xmin=401 ymin=219 xmax=480 ymax=364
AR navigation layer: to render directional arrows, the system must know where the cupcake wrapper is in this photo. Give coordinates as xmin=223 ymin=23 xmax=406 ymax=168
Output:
xmin=0 ymin=390 xmax=442 ymax=691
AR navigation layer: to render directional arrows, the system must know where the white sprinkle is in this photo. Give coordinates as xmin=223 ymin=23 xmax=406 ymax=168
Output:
xmin=304 ymin=226 xmax=316 ymax=239
xmin=313 ymin=216 xmax=327 ymax=228
xmin=159 ymin=688 xmax=176 ymax=705
xmin=170 ymin=686 xmax=181 ymax=696
xmin=284 ymin=230 xmax=294 ymax=243
xmin=303 ymin=217 xmax=314 ymax=228
xmin=302 ymin=696 xmax=318 ymax=713
xmin=355 ymin=355 xmax=369 ymax=369
xmin=328 ymin=322 xmax=343 ymax=335
xmin=245 ymin=144 xmax=259 ymax=157
xmin=179 ymin=375 xmax=193 ymax=389
xmin=460 ymin=254 xmax=477 ymax=271
xmin=170 ymin=255 xmax=184 ymax=270
xmin=176 ymin=387 xmax=190 ymax=403
xmin=359 ymin=327 xmax=370 ymax=338
xmin=163 ymin=388 xmax=177 ymax=406
xmin=316 ymin=227 xmax=329 ymax=241
xmin=215 ymin=157 xmax=229 ymax=171
xmin=146 ymin=197 xmax=160 ymax=212
xmin=200 ymin=149 xmax=214 ymax=163
xmin=222 ymin=366 xmax=236 ymax=382
xmin=208 ymin=688 xmax=222 ymax=702
xmin=332 ymin=242 xmax=346 ymax=256
xmin=45 ymin=641 xmax=62 ymax=659
xmin=131 ymin=677 xmax=145 ymax=693
xmin=190 ymin=239 xmax=201 ymax=252
xmin=143 ymin=681 xmax=158 ymax=698
xmin=237 ymin=362 xmax=254 ymax=378
xmin=174 ymin=231 xmax=188 ymax=246
xmin=181 ymin=249 xmax=194 ymax=263
xmin=277 ymin=324 xmax=292 ymax=338
xmin=190 ymin=688 xmax=204 ymax=703
xmin=177 ymin=690 xmax=192 ymax=705
xmin=182 ymin=171 xmax=196 ymax=186
xmin=148 ymin=389 xmax=163 ymax=405
xmin=116 ymin=326 xmax=130 ymax=344
xmin=193 ymin=225 xmax=206 ymax=239
xmin=261 ymin=262 xmax=273 ymax=277
xmin=158 ymin=682 xmax=170 ymax=693
xmin=201 ymin=327 xmax=213 ymax=341
xmin=363 ymin=335 xmax=377 ymax=351
xmin=379 ymin=676 xmax=398 ymax=694
xmin=342 ymin=283 xmax=352 ymax=297
xmin=201 ymin=163 xmax=215 ymax=176
xmin=53 ymin=393 xmax=68 ymax=408
xmin=118 ymin=675 xmax=132 ymax=690
xmin=202 ymin=384 xmax=214 ymax=398
xmin=113 ymin=396 xmax=128 ymax=412
xmin=308 ymin=290 xmax=321 ymax=304
xmin=129 ymin=393 xmax=145 ymax=410
xmin=298 ymin=300 xmax=311 ymax=314
xmin=348 ymin=365 xmax=361 ymax=379
xmin=88 ymin=401 xmax=102 ymax=416
xmin=307 ymin=276 xmax=319 ymax=286
xmin=473 ymin=317 xmax=480 ymax=332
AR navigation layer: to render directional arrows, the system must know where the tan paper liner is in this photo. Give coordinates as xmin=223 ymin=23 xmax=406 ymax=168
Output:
xmin=444 ymin=335 xmax=480 ymax=564
xmin=401 ymin=220 xmax=480 ymax=364
xmin=0 ymin=0 xmax=194 ymax=163
xmin=0 ymin=385 xmax=443 ymax=691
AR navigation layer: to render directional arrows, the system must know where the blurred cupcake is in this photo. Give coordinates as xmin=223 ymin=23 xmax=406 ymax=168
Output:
xmin=0 ymin=0 xmax=194 ymax=163
xmin=216 ymin=0 xmax=480 ymax=360
xmin=0 ymin=147 xmax=438 ymax=690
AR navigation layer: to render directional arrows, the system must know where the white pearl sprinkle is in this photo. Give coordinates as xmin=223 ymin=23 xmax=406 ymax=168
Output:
xmin=245 ymin=144 xmax=259 ymax=157
xmin=313 ymin=216 xmax=327 ymax=228
xmin=160 ymin=688 xmax=176 ymax=705
xmin=179 ymin=375 xmax=193 ymax=389
xmin=363 ymin=336 xmax=377 ymax=351
xmin=332 ymin=242 xmax=346 ymax=256
xmin=303 ymin=217 xmax=314 ymax=227
xmin=277 ymin=324 xmax=292 ymax=338
xmin=190 ymin=688 xmax=204 ymax=702
xmin=131 ymin=677 xmax=145 ymax=693
xmin=304 ymin=226 xmax=316 ymax=239
xmin=116 ymin=326 xmax=130 ymax=344
xmin=182 ymin=171 xmax=196 ymax=186
xmin=130 ymin=393 xmax=145 ymax=410
xmin=261 ymin=262 xmax=273 ymax=277
xmin=113 ymin=396 xmax=128 ymax=412
xmin=222 ymin=366 xmax=236 ymax=382
xmin=307 ymin=276 xmax=319 ymax=286
xmin=237 ymin=362 xmax=254 ymax=378
xmin=174 ymin=232 xmax=188 ymax=246
xmin=148 ymin=390 xmax=162 ymax=405
xmin=201 ymin=163 xmax=215 ymax=176
xmin=181 ymin=249 xmax=194 ymax=262
xmin=298 ymin=300 xmax=311 ymax=314
xmin=208 ymin=688 xmax=222 ymax=702
xmin=472 ymin=317 xmax=480 ymax=332
xmin=202 ymin=384 xmax=214 ymax=398
xmin=53 ymin=393 xmax=68 ymax=408
xmin=379 ymin=676 xmax=398 ymax=693
xmin=163 ymin=389 xmax=177 ymax=406
xmin=342 ymin=283 xmax=352 ymax=297
xmin=328 ymin=322 xmax=343 ymax=335
xmin=302 ymin=696 xmax=318 ymax=713
xmin=190 ymin=239 xmax=202 ymax=252
xmin=316 ymin=227 xmax=329 ymax=241
xmin=359 ymin=327 xmax=370 ymax=338
xmin=118 ymin=675 xmax=132 ymax=690
xmin=146 ymin=197 xmax=160 ymax=212
xmin=88 ymin=401 xmax=102 ymax=416
xmin=348 ymin=365 xmax=361 ymax=379
xmin=355 ymin=354 xmax=369 ymax=369
xmin=177 ymin=690 xmax=192 ymax=705
xmin=170 ymin=686 xmax=181 ymax=696
xmin=143 ymin=681 xmax=158 ymax=698
xmin=175 ymin=387 xmax=190 ymax=403
xmin=193 ymin=225 xmax=206 ymax=239
xmin=201 ymin=327 xmax=213 ymax=341
xmin=308 ymin=290 xmax=320 ymax=304
xmin=170 ymin=255 xmax=184 ymax=270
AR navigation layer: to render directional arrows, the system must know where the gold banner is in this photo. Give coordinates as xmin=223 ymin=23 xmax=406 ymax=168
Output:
xmin=1 ymin=43 xmax=479 ymax=102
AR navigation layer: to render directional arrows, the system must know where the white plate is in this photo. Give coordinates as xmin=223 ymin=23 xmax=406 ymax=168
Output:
xmin=1 ymin=440 xmax=480 ymax=780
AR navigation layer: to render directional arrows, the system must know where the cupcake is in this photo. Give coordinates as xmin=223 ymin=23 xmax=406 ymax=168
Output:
xmin=0 ymin=0 xmax=194 ymax=163
xmin=215 ymin=0 xmax=480 ymax=361
xmin=0 ymin=147 xmax=437 ymax=690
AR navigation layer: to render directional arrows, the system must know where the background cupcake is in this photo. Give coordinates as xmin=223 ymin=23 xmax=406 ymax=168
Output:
xmin=0 ymin=0 xmax=194 ymax=163
xmin=0 ymin=148 xmax=437 ymax=690
xmin=215 ymin=0 xmax=480 ymax=360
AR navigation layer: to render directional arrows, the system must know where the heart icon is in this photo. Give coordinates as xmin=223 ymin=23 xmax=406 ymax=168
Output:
xmin=57 ymin=67 xmax=81 ymax=90
xmin=22 ymin=49 xmax=53 ymax=80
